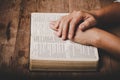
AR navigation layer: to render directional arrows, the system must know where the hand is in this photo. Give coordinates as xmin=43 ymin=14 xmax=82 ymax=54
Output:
xmin=50 ymin=11 xmax=97 ymax=40
xmin=71 ymin=27 xmax=100 ymax=46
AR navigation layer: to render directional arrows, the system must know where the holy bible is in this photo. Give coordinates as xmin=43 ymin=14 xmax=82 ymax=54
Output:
xmin=30 ymin=13 xmax=99 ymax=71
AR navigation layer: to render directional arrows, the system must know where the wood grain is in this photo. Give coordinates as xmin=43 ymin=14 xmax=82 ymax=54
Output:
xmin=98 ymin=1 xmax=120 ymax=78
xmin=0 ymin=0 xmax=21 ymax=78
xmin=13 ymin=0 xmax=37 ymax=77
xmin=69 ymin=0 xmax=101 ymax=12
xmin=36 ymin=0 xmax=69 ymax=13
xmin=99 ymin=0 xmax=115 ymax=7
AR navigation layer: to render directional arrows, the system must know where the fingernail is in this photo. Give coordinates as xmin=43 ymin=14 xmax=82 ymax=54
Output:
xmin=57 ymin=31 xmax=61 ymax=37
xmin=49 ymin=24 xmax=54 ymax=28
xmin=68 ymin=34 xmax=72 ymax=39
xmin=79 ymin=25 xmax=85 ymax=30
xmin=62 ymin=35 xmax=66 ymax=40
xmin=81 ymin=25 xmax=85 ymax=28
xmin=54 ymin=31 xmax=59 ymax=37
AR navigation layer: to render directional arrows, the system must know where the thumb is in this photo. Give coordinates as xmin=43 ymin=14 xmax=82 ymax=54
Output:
xmin=79 ymin=18 xmax=96 ymax=31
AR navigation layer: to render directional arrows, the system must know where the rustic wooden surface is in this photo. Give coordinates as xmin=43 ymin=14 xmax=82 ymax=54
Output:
xmin=0 ymin=0 xmax=120 ymax=80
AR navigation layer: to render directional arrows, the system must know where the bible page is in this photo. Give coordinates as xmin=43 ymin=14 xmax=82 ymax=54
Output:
xmin=30 ymin=13 xmax=99 ymax=61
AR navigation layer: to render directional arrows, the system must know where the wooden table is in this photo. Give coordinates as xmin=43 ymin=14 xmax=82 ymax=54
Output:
xmin=0 ymin=0 xmax=120 ymax=80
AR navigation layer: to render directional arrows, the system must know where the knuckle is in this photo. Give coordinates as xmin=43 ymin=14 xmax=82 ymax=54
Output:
xmin=62 ymin=33 xmax=65 ymax=36
xmin=68 ymin=31 xmax=73 ymax=36
xmin=71 ymin=18 xmax=78 ymax=24
xmin=92 ymin=18 xmax=97 ymax=24
xmin=73 ymin=10 xmax=77 ymax=13
xmin=91 ymin=17 xmax=96 ymax=21
xmin=85 ymin=23 xmax=90 ymax=27
xmin=62 ymin=31 xmax=66 ymax=35
xmin=77 ymin=11 xmax=83 ymax=14
xmin=60 ymin=15 xmax=66 ymax=20
xmin=65 ymin=17 xmax=71 ymax=22
xmin=61 ymin=19 xmax=69 ymax=27
xmin=75 ymin=11 xmax=83 ymax=17
xmin=85 ymin=20 xmax=90 ymax=26
xmin=70 ymin=21 xmax=76 ymax=28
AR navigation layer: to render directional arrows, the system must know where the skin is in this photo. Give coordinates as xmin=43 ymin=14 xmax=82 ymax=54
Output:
xmin=72 ymin=27 xmax=120 ymax=58
xmin=50 ymin=3 xmax=120 ymax=57
xmin=50 ymin=11 xmax=97 ymax=40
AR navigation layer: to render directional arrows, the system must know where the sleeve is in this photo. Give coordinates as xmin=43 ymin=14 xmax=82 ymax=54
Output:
xmin=114 ymin=0 xmax=120 ymax=2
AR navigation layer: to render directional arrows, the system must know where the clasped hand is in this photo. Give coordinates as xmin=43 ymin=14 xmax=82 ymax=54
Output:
xmin=50 ymin=11 xmax=99 ymax=46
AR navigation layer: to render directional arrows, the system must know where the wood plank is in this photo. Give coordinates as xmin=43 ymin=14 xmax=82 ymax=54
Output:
xmin=14 ymin=0 xmax=69 ymax=79
xmin=13 ymin=0 xmax=37 ymax=77
xmin=109 ymin=56 xmax=120 ymax=79
xmin=69 ymin=0 xmax=114 ymax=79
xmin=0 ymin=0 xmax=21 ymax=78
xmin=109 ymin=26 xmax=120 ymax=77
xmin=105 ymin=26 xmax=120 ymax=80
xmin=36 ymin=0 xmax=69 ymax=13
xmin=99 ymin=0 xmax=120 ymax=79
xmin=99 ymin=0 xmax=115 ymax=7
xmin=69 ymin=0 xmax=101 ymax=12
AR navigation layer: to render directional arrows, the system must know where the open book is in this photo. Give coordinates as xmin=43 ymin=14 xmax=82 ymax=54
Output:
xmin=30 ymin=13 xmax=99 ymax=71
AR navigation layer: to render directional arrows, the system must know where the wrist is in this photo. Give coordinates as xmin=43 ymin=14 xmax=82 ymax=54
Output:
xmin=90 ymin=28 xmax=102 ymax=48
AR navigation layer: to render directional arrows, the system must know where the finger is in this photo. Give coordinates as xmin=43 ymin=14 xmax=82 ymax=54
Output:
xmin=79 ymin=17 xmax=96 ymax=31
xmin=50 ymin=17 xmax=63 ymax=30
xmin=61 ymin=17 xmax=71 ymax=40
xmin=50 ymin=23 xmax=58 ymax=31
xmin=50 ymin=21 xmax=56 ymax=25
xmin=54 ymin=31 xmax=60 ymax=37
xmin=57 ymin=26 xmax=62 ymax=37
xmin=56 ymin=17 xmax=65 ymax=37
xmin=68 ymin=17 xmax=82 ymax=39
